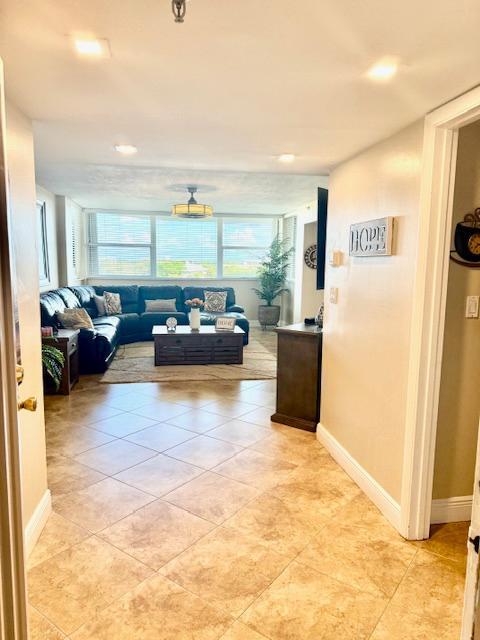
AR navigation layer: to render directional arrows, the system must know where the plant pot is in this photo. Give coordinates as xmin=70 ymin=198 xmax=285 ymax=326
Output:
xmin=258 ymin=304 xmax=280 ymax=329
xmin=189 ymin=307 xmax=201 ymax=331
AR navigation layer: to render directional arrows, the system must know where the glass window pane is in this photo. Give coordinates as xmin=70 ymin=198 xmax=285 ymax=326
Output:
xmin=223 ymin=220 xmax=273 ymax=247
xmin=96 ymin=213 xmax=151 ymax=244
xmin=156 ymin=218 xmax=217 ymax=278
xmin=223 ymin=248 xmax=265 ymax=277
xmin=94 ymin=246 xmax=151 ymax=276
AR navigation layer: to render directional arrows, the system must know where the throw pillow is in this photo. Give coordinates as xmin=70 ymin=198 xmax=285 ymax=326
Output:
xmin=104 ymin=291 xmax=122 ymax=315
xmin=94 ymin=294 xmax=106 ymax=316
xmin=204 ymin=290 xmax=227 ymax=313
xmin=145 ymin=299 xmax=177 ymax=312
xmin=56 ymin=308 xmax=94 ymax=330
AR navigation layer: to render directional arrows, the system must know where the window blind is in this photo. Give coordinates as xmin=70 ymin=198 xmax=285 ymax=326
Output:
xmin=156 ymin=218 xmax=217 ymax=278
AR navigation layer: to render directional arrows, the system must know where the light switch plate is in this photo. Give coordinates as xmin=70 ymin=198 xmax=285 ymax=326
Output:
xmin=466 ymin=295 xmax=479 ymax=319
xmin=329 ymin=287 xmax=338 ymax=304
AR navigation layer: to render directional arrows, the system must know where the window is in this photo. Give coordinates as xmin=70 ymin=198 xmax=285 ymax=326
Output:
xmin=87 ymin=212 xmax=276 ymax=279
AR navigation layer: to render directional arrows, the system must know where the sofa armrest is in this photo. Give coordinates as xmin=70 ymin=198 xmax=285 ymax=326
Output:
xmin=78 ymin=328 xmax=97 ymax=342
xmin=227 ymin=304 xmax=245 ymax=313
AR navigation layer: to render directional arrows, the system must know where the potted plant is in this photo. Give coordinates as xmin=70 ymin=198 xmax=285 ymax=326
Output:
xmin=185 ymin=297 xmax=204 ymax=331
xmin=253 ymin=235 xmax=294 ymax=329
xmin=42 ymin=343 xmax=65 ymax=391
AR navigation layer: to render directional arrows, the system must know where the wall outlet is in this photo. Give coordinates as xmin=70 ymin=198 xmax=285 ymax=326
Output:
xmin=329 ymin=250 xmax=343 ymax=267
xmin=465 ymin=295 xmax=479 ymax=319
xmin=329 ymin=287 xmax=338 ymax=304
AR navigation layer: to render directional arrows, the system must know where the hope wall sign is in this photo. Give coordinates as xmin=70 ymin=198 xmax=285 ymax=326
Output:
xmin=349 ymin=217 xmax=394 ymax=257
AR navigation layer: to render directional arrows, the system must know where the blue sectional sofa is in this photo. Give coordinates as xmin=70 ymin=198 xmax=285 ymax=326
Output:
xmin=39 ymin=284 xmax=250 ymax=373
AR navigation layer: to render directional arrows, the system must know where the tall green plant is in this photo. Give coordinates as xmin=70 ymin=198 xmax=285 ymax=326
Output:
xmin=42 ymin=343 xmax=65 ymax=391
xmin=252 ymin=235 xmax=294 ymax=306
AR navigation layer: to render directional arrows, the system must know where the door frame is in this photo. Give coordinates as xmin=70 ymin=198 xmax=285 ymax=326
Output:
xmin=401 ymin=84 xmax=480 ymax=540
xmin=0 ymin=59 xmax=29 ymax=639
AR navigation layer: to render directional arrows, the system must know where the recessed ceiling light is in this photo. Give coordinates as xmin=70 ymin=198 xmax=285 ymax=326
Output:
xmin=114 ymin=144 xmax=138 ymax=155
xmin=278 ymin=154 xmax=296 ymax=163
xmin=366 ymin=57 xmax=399 ymax=81
xmin=72 ymin=36 xmax=110 ymax=58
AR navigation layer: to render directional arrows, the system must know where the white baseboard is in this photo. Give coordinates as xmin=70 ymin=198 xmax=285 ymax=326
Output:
xmin=316 ymin=422 xmax=402 ymax=533
xmin=24 ymin=489 xmax=52 ymax=558
xmin=431 ymin=496 xmax=472 ymax=524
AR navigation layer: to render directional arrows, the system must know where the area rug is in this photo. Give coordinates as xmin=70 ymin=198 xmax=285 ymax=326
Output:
xmin=100 ymin=329 xmax=277 ymax=384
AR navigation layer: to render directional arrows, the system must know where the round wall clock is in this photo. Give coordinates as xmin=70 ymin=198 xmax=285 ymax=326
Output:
xmin=304 ymin=244 xmax=317 ymax=269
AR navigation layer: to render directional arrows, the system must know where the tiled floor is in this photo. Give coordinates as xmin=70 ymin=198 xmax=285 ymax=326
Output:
xmin=29 ymin=339 xmax=467 ymax=639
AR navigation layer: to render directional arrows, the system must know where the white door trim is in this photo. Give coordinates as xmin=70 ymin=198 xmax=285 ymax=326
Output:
xmin=401 ymin=85 xmax=480 ymax=540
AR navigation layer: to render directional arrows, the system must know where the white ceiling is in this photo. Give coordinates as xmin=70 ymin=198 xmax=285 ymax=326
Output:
xmin=0 ymin=0 xmax=479 ymax=213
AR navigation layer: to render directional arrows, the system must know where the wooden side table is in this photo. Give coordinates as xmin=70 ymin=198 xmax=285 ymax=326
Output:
xmin=271 ymin=323 xmax=323 ymax=432
xmin=42 ymin=329 xmax=80 ymax=395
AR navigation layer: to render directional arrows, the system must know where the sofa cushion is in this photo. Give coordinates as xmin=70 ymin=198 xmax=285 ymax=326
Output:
xmin=139 ymin=286 xmax=184 ymax=313
xmin=183 ymin=286 xmax=235 ymax=312
xmin=139 ymin=312 xmax=188 ymax=335
xmin=116 ymin=313 xmax=142 ymax=338
xmin=69 ymin=286 xmax=98 ymax=318
xmin=94 ymin=285 xmax=139 ymax=314
xmin=56 ymin=287 xmax=81 ymax=310
xmin=92 ymin=315 xmax=121 ymax=331
xmin=40 ymin=291 xmax=67 ymax=327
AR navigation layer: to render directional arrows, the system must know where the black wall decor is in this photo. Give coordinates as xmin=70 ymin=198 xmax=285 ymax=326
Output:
xmin=316 ymin=187 xmax=328 ymax=290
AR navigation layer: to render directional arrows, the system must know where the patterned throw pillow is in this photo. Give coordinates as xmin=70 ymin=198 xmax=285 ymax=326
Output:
xmin=145 ymin=299 xmax=177 ymax=312
xmin=56 ymin=308 xmax=94 ymax=330
xmin=204 ymin=291 xmax=227 ymax=313
xmin=104 ymin=291 xmax=122 ymax=315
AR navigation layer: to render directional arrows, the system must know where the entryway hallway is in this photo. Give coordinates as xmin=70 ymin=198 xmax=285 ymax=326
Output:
xmin=27 ymin=372 xmax=466 ymax=639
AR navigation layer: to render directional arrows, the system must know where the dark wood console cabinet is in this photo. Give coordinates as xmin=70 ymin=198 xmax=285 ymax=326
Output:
xmin=271 ymin=323 xmax=322 ymax=432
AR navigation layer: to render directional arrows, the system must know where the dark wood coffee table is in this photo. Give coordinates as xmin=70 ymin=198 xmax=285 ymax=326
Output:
xmin=152 ymin=325 xmax=245 ymax=366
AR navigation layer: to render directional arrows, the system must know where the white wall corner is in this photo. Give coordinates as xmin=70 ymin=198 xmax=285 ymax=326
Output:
xmin=316 ymin=422 xmax=402 ymax=533
xmin=24 ymin=489 xmax=51 ymax=558
xmin=431 ymin=496 xmax=472 ymax=524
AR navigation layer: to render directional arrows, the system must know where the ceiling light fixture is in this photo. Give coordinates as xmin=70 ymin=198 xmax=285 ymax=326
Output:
xmin=172 ymin=187 xmax=213 ymax=219
xmin=366 ymin=57 xmax=399 ymax=81
xmin=73 ymin=37 xmax=109 ymax=57
xmin=114 ymin=144 xmax=138 ymax=155
xmin=172 ymin=0 xmax=187 ymax=23
xmin=278 ymin=153 xmax=296 ymax=163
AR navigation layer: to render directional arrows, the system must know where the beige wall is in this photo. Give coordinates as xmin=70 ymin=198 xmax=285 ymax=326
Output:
xmin=36 ymin=184 xmax=59 ymax=291
xmin=6 ymin=102 xmax=48 ymax=526
xmin=320 ymin=121 xmax=423 ymax=502
xmin=433 ymin=121 xmax=480 ymax=500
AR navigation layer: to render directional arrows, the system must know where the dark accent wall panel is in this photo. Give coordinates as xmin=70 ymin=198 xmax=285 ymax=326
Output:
xmin=317 ymin=187 xmax=328 ymax=290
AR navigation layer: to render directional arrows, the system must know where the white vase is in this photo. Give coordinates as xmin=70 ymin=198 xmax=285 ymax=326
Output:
xmin=189 ymin=307 xmax=201 ymax=331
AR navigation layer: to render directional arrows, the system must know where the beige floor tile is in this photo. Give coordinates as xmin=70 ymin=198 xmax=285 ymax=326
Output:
xmin=28 ymin=512 xmax=90 ymax=570
xmin=213 ymin=448 xmax=297 ymax=490
xmin=161 ymin=526 xmax=290 ymax=617
xmin=164 ymin=471 xmax=260 ymax=524
xmin=90 ymin=412 xmax=158 ymax=437
xmin=99 ymin=499 xmax=214 ymax=569
xmin=389 ymin=550 xmax=465 ymax=622
xmin=114 ymin=453 xmax=204 ymax=496
xmin=132 ymin=400 xmax=190 ymax=422
xmin=203 ymin=399 xmax=259 ymax=418
xmin=166 ymin=408 xmax=231 ymax=433
xmin=238 ymin=406 xmax=277 ymax=428
xmin=370 ymin=602 xmax=461 ymax=639
xmin=47 ymin=454 xmax=106 ymax=497
xmin=101 ymin=392 xmax=153 ymax=412
xmin=297 ymin=521 xmax=416 ymax=598
xmin=51 ymin=403 xmax=122 ymax=425
xmin=208 ymin=419 xmax=270 ymax=447
xmin=28 ymin=536 xmax=153 ymax=635
xmin=222 ymin=388 xmax=276 ymax=409
xmin=125 ymin=423 xmax=196 ymax=451
xmin=161 ymin=390 xmax=218 ymax=409
xmin=165 ymin=435 xmax=243 ymax=469
xmin=270 ymin=466 xmax=361 ymax=521
xmin=249 ymin=430 xmax=330 ymax=466
xmin=241 ymin=561 xmax=387 ymax=640
xmin=29 ymin=606 xmax=66 ymax=639
xmin=220 ymin=621 xmax=268 ymax=640
xmin=335 ymin=492 xmax=402 ymax=537
xmin=225 ymin=493 xmax=324 ymax=557
xmin=74 ymin=439 xmax=157 ymax=475
xmin=54 ymin=477 xmax=155 ymax=532
xmin=414 ymin=521 xmax=469 ymax=563
xmin=70 ymin=573 xmax=232 ymax=640
xmin=46 ymin=426 xmax=115 ymax=458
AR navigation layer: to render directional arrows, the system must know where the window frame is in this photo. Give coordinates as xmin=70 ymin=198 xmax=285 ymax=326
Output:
xmin=87 ymin=211 xmax=279 ymax=280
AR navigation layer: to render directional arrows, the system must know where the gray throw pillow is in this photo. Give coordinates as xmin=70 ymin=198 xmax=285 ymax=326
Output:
xmin=145 ymin=299 xmax=177 ymax=312
xmin=204 ymin=291 xmax=227 ymax=313
xmin=94 ymin=294 xmax=106 ymax=316
xmin=104 ymin=291 xmax=122 ymax=315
